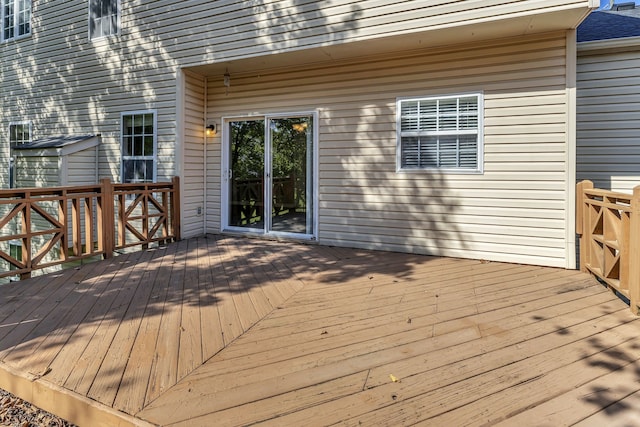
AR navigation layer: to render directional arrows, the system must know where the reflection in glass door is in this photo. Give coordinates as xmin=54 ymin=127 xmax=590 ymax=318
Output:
xmin=224 ymin=114 xmax=315 ymax=238
xmin=269 ymin=116 xmax=314 ymax=235
xmin=228 ymin=119 xmax=265 ymax=230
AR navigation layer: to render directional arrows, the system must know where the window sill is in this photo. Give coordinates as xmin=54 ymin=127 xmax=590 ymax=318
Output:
xmin=1 ymin=33 xmax=31 ymax=43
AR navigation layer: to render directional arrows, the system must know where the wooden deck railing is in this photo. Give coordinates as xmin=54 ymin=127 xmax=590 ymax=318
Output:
xmin=0 ymin=177 xmax=180 ymax=280
xmin=576 ymin=180 xmax=640 ymax=314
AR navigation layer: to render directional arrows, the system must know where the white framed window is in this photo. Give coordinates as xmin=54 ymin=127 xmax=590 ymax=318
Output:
xmin=397 ymin=93 xmax=483 ymax=173
xmin=2 ymin=0 xmax=31 ymax=41
xmin=89 ymin=0 xmax=119 ymax=40
xmin=121 ymin=111 xmax=156 ymax=184
xmin=8 ymin=121 xmax=31 ymax=188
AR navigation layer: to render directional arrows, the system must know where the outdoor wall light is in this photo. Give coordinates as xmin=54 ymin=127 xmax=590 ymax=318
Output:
xmin=205 ymin=124 xmax=216 ymax=136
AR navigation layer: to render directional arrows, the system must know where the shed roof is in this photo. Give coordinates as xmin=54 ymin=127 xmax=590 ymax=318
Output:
xmin=14 ymin=135 xmax=98 ymax=150
xmin=578 ymin=9 xmax=640 ymax=42
xmin=13 ymin=135 xmax=100 ymax=157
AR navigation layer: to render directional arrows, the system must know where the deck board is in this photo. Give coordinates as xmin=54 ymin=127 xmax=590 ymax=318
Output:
xmin=0 ymin=235 xmax=638 ymax=427
xmin=43 ymin=255 xmax=147 ymax=387
xmin=112 ymin=244 xmax=182 ymax=414
xmin=5 ymin=256 xmax=122 ymax=375
xmin=145 ymin=239 xmax=188 ymax=404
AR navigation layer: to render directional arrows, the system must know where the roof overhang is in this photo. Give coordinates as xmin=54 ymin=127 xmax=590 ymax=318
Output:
xmin=14 ymin=135 xmax=100 ymax=157
xmin=186 ymin=5 xmax=595 ymax=78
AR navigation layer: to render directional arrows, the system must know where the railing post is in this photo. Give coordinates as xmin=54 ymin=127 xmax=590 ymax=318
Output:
xmin=142 ymin=184 xmax=149 ymax=250
xmin=84 ymin=196 xmax=94 ymax=255
xmin=629 ymin=185 xmax=640 ymax=314
xmin=171 ymin=176 xmax=181 ymax=241
xmin=99 ymin=178 xmax=115 ymax=259
xmin=576 ymin=180 xmax=593 ymax=273
xmin=20 ymin=191 xmax=32 ymax=280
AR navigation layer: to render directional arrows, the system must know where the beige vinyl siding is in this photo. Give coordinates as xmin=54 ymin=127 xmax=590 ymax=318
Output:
xmin=577 ymin=48 xmax=640 ymax=193
xmin=205 ymin=32 xmax=572 ymax=267
xmin=15 ymin=156 xmax=59 ymax=188
xmin=123 ymin=0 xmax=591 ymax=65
xmin=65 ymin=148 xmax=99 ymax=186
xmin=0 ymin=1 xmax=590 ymax=268
xmin=1 ymin=1 xmax=591 ymax=189
xmin=0 ymin=1 xmax=178 ymax=186
xmin=182 ymin=71 xmax=206 ymax=238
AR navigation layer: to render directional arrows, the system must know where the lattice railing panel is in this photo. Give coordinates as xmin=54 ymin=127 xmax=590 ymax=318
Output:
xmin=577 ymin=180 xmax=639 ymax=314
xmin=0 ymin=177 xmax=180 ymax=280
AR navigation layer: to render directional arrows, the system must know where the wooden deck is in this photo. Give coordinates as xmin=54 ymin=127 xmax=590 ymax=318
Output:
xmin=0 ymin=235 xmax=639 ymax=426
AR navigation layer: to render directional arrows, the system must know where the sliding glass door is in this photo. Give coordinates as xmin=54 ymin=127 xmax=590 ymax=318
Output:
xmin=228 ymin=119 xmax=265 ymax=230
xmin=223 ymin=113 xmax=316 ymax=238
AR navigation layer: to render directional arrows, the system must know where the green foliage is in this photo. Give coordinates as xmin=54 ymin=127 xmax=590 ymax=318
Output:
xmin=230 ymin=120 xmax=265 ymax=180
xmin=230 ymin=117 xmax=312 ymax=180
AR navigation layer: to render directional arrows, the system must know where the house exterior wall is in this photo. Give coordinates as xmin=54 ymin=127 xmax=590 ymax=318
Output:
xmin=1 ymin=1 xmax=593 ymax=187
xmin=1 ymin=1 xmax=595 ymax=268
xmin=577 ymin=43 xmax=640 ymax=193
xmin=181 ymin=71 xmax=207 ymax=238
xmin=204 ymin=31 xmax=575 ymax=268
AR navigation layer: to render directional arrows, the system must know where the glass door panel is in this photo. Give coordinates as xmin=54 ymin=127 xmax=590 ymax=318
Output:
xmin=228 ymin=119 xmax=265 ymax=229
xmin=268 ymin=116 xmax=314 ymax=235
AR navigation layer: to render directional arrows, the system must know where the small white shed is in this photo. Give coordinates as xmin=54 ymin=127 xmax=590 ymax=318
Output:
xmin=13 ymin=135 xmax=100 ymax=188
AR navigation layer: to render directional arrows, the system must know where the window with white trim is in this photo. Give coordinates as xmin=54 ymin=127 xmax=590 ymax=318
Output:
xmin=2 ymin=0 xmax=30 ymax=41
xmin=8 ymin=121 xmax=31 ymax=188
xmin=89 ymin=0 xmax=119 ymax=40
xmin=397 ymin=94 xmax=482 ymax=172
xmin=121 ymin=111 xmax=156 ymax=184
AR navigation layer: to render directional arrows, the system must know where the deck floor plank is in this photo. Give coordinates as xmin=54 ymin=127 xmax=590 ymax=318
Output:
xmin=144 ymin=239 xmax=189 ymax=404
xmin=8 ymin=255 xmax=126 ymax=377
xmin=43 ymin=255 xmax=145 ymax=387
xmin=245 ymin=301 xmax=630 ymax=426
xmin=493 ymin=331 xmax=640 ymax=427
xmin=136 ymin=262 xmax=616 ymax=425
xmin=177 ymin=238 xmax=204 ymax=381
xmin=112 ymin=242 xmax=181 ymax=414
xmin=166 ymin=372 xmax=371 ymax=427
xmin=0 ymin=251 xmax=127 ymax=322
xmin=573 ymin=387 xmax=640 ymax=427
xmin=411 ymin=321 xmax=640 ymax=427
xmin=0 ymin=236 xmax=638 ymax=427
xmin=66 ymin=249 xmax=156 ymax=396
xmin=216 ymin=237 xmax=261 ymax=333
xmin=87 ymin=247 xmax=173 ymax=406
xmin=196 ymin=236 xmax=225 ymax=360
xmin=0 ymin=261 xmax=117 ymax=358
xmin=205 ymin=236 xmax=245 ymax=346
